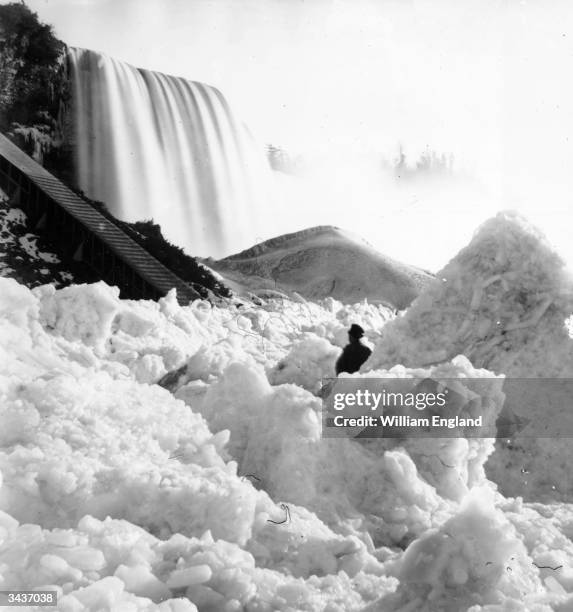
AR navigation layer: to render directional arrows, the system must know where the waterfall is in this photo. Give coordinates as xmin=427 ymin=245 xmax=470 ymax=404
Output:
xmin=69 ymin=47 xmax=273 ymax=258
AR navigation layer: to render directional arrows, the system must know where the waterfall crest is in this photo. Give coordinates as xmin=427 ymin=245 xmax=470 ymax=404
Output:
xmin=69 ymin=48 xmax=271 ymax=258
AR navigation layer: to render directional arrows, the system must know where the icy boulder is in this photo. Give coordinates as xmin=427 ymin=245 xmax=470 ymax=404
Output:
xmin=364 ymin=212 xmax=573 ymax=502
xmin=35 ymin=281 xmax=121 ymax=352
xmin=332 ymin=356 xmax=505 ymax=503
xmin=105 ymin=294 xmax=217 ymax=383
xmin=24 ymin=279 xmax=232 ymax=385
xmin=164 ymin=338 xmax=258 ymax=392
xmin=0 ymin=368 xmax=265 ymax=546
xmin=0 ymin=277 xmax=40 ymax=326
xmin=267 ymin=334 xmax=340 ymax=394
xmin=369 ymin=487 xmax=550 ymax=611
xmin=189 ymin=362 xmax=454 ymax=547
xmin=196 ymin=361 xmax=320 ymax=486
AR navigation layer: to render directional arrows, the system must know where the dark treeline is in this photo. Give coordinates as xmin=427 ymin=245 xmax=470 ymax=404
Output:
xmin=266 ymin=143 xmax=455 ymax=180
xmin=386 ymin=145 xmax=455 ymax=181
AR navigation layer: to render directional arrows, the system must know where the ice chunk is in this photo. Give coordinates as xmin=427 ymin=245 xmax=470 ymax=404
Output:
xmin=114 ymin=564 xmax=171 ymax=600
xmin=268 ymin=334 xmax=340 ymax=394
xmin=67 ymin=576 xmax=124 ymax=607
xmin=39 ymin=553 xmax=70 ymax=575
xmin=395 ymin=487 xmax=542 ymax=609
xmin=56 ymin=547 xmax=105 ymax=571
xmin=166 ymin=564 xmax=212 ymax=588
xmin=38 ymin=281 xmax=121 ymax=351
xmin=0 ymin=277 xmax=39 ymax=326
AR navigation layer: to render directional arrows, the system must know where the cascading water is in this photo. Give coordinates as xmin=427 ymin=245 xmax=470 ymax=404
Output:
xmin=69 ymin=47 xmax=273 ymax=258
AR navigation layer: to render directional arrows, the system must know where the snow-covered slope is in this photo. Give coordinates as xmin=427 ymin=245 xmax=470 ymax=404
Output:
xmin=2 ymin=278 xmax=573 ymax=611
xmin=208 ymin=226 xmax=435 ymax=309
xmin=3 ymin=213 xmax=573 ymax=611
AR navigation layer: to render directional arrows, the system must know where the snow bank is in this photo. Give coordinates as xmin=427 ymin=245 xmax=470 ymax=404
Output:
xmin=162 ymin=295 xmax=390 ymax=392
xmin=178 ymin=356 xmax=507 ymax=548
xmin=0 ymin=511 xmax=396 ymax=612
xmin=376 ymin=487 xmax=546 ymax=611
xmin=343 ymin=355 xmax=505 ymax=503
xmin=0 ymin=276 xmax=398 ymax=611
xmin=2 ymin=234 xmax=573 ymax=611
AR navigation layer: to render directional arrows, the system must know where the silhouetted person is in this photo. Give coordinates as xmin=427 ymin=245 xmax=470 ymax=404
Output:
xmin=335 ymin=324 xmax=372 ymax=375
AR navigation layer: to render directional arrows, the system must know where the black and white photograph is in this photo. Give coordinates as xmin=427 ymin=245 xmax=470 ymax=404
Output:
xmin=1 ymin=1 xmax=573 ymax=610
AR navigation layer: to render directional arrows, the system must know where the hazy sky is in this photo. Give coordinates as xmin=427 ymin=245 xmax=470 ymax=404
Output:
xmin=13 ymin=0 xmax=510 ymax=156
xmin=6 ymin=0 xmax=573 ymax=270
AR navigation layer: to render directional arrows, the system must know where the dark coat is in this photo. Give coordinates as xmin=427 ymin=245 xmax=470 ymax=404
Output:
xmin=335 ymin=341 xmax=372 ymax=374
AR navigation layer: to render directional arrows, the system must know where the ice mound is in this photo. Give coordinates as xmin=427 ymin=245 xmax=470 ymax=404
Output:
xmin=180 ymin=360 xmax=478 ymax=547
xmin=366 ymin=212 xmax=573 ymax=375
xmin=268 ymin=334 xmax=341 ymax=393
xmin=500 ymin=498 xmax=573 ymax=597
xmin=0 ymin=365 xmax=260 ymax=545
xmin=371 ymin=487 xmax=551 ymax=611
xmin=3 ymin=274 xmax=573 ymax=610
xmin=163 ymin=296 xmax=390 ymax=398
xmin=364 ymin=212 xmax=573 ymax=501
xmin=342 ymin=355 xmax=505 ymax=503
xmin=159 ymin=295 xmax=388 ymax=393
xmin=36 ymin=282 xmax=121 ymax=351
xmin=0 ymin=511 xmax=395 ymax=611
xmin=0 ymin=277 xmax=400 ymax=610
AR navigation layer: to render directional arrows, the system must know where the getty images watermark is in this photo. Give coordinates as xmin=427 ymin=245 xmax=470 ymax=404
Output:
xmin=321 ymin=377 xmax=573 ymax=438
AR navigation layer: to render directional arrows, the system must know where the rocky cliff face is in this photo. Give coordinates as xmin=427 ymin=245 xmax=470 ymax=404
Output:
xmin=0 ymin=2 xmax=72 ymax=178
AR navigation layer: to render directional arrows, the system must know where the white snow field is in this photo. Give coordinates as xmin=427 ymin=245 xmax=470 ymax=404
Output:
xmin=1 ymin=212 xmax=573 ymax=611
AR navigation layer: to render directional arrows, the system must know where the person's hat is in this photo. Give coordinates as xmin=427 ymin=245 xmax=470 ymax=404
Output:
xmin=348 ymin=323 xmax=365 ymax=338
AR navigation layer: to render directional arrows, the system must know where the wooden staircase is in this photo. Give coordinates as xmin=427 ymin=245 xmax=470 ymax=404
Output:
xmin=0 ymin=134 xmax=200 ymax=305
